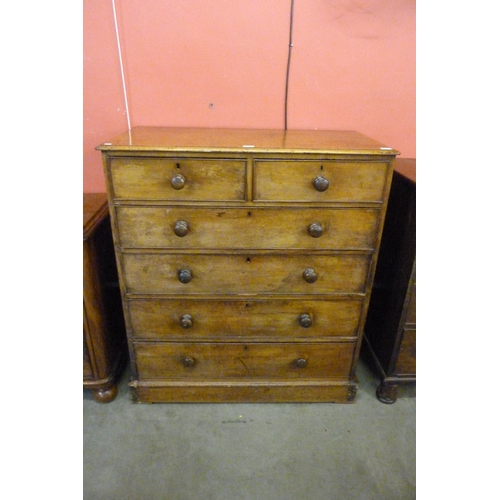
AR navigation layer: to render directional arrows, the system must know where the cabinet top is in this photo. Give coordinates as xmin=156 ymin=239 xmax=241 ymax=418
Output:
xmin=97 ymin=127 xmax=399 ymax=156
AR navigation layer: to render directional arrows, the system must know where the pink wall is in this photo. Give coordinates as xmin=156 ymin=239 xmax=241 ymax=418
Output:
xmin=84 ymin=0 xmax=415 ymax=193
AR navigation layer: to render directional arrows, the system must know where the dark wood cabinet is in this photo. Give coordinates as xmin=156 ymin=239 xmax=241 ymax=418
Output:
xmin=83 ymin=193 xmax=127 ymax=402
xmin=363 ymin=159 xmax=416 ymax=403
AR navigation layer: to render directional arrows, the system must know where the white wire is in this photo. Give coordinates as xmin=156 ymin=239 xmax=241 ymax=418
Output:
xmin=112 ymin=0 xmax=131 ymax=132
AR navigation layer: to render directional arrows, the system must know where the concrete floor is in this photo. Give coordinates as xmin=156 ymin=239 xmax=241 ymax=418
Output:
xmin=83 ymin=359 xmax=415 ymax=500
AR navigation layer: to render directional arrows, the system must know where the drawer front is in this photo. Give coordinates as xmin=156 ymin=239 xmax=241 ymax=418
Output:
xmin=117 ymin=206 xmax=379 ymax=250
xmin=128 ymin=299 xmax=363 ymax=339
xmin=110 ymin=158 xmax=246 ymax=201
xmin=135 ymin=342 xmax=355 ymax=379
xmin=254 ymin=160 xmax=388 ymax=202
xmin=123 ymin=253 xmax=371 ymax=295
xmin=395 ymin=327 xmax=416 ymax=376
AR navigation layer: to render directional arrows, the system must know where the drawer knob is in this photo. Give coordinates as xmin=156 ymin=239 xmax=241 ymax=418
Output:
xmin=298 ymin=313 xmax=313 ymax=328
xmin=313 ymin=176 xmax=329 ymax=192
xmin=171 ymin=174 xmax=186 ymax=190
xmin=180 ymin=314 xmax=193 ymax=329
xmin=181 ymin=356 xmax=196 ymax=367
xmin=174 ymin=220 xmax=189 ymax=237
xmin=178 ymin=269 xmax=192 ymax=284
xmin=303 ymin=268 xmax=318 ymax=283
xmin=308 ymin=222 xmax=323 ymax=238
xmin=294 ymin=358 xmax=308 ymax=368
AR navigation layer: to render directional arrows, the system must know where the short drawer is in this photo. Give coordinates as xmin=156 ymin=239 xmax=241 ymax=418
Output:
xmin=123 ymin=253 xmax=371 ymax=295
xmin=110 ymin=157 xmax=246 ymax=201
xmin=128 ymin=298 xmax=363 ymax=339
xmin=117 ymin=206 xmax=379 ymax=250
xmin=134 ymin=341 xmax=355 ymax=379
xmin=253 ymin=160 xmax=388 ymax=202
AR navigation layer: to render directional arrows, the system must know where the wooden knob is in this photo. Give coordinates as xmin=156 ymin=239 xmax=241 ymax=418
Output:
xmin=303 ymin=268 xmax=318 ymax=283
xmin=178 ymin=269 xmax=192 ymax=284
xmin=181 ymin=356 xmax=196 ymax=367
xmin=171 ymin=174 xmax=185 ymax=190
xmin=174 ymin=220 xmax=189 ymax=237
xmin=295 ymin=358 xmax=308 ymax=368
xmin=299 ymin=313 xmax=313 ymax=328
xmin=180 ymin=314 xmax=193 ymax=329
xmin=313 ymin=176 xmax=329 ymax=192
xmin=308 ymin=222 xmax=323 ymax=238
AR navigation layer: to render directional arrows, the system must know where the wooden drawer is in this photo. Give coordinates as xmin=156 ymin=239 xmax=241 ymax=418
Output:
xmin=253 ymin=160 xmax=388 ymax=203
xmin=123 ymin=253 xmax=371 ymax=295
xmin=395 ymin=327 xmax=416 ymax=376
xmin=134 ymin=341 xmax=355 ymax=380
xmin=128 ymin=298 xmax=363 ymax=339
xmin=110 ymin=157 xmax=246 ymax=201
xmin=117 ymin=206 xmax=379 ymax=250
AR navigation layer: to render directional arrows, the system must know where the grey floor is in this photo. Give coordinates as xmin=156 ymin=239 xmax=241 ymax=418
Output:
xmin=83 ymin=359 xmax=416 ymax=500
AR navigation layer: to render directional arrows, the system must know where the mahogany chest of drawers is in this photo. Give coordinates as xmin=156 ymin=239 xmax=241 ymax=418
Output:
xmin=97 ymin=127 xmax=398 ymax=403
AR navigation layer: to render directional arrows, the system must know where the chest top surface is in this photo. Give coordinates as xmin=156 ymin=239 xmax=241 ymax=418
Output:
xmin=97 ymin=127 xmax=399 ymax=156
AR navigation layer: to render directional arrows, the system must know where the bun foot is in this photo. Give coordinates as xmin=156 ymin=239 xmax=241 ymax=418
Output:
xmin=93 ymin=383 xmax=118 ymax=403
xmin=376 ymin=382 xmax=398 ymax=404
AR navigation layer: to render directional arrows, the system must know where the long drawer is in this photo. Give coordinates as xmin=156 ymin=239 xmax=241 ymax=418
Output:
xmin=110 ymin=157 xmax=247 ymax=201
xmin=128 ymin=298 xmax=363 ymax=339
xmin=134 ymin=341 xmax=355 ymax=380
xmin=123 ymin=253 xmax=371 ymax=295
xmin=253 ymin=160 xmax=389 ymax=202
xmin=116 ymin=206 xmax=379 ymax=250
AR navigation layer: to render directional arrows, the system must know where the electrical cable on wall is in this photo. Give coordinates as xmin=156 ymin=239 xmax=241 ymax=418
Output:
xmin=112 ymin=0 xmax=131 ymax=132
xmin=284 ymin=0 xmax=295 ymax=130
xmin=111 ymin=1 xmax=294 ymax=133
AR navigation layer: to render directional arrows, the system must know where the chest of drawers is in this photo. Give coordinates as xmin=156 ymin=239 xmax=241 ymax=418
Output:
xmin=98 ymin=127 xmax=398 ymax=403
